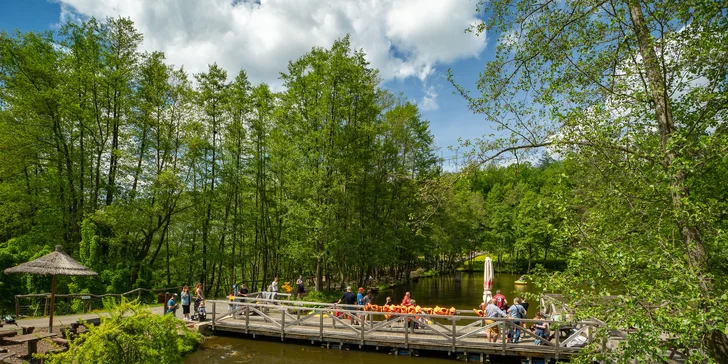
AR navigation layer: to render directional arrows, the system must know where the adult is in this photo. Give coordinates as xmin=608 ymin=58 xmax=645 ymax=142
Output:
xmin=181 ymin=286 xmax=191 ymax=321
xmin=337 ymin=287 xmax=358 ymax=324
xmin=493 ymin=289 xmax=508 ymax=310
xmin=363 ymin=290 xmax=373 ymax=305
xmin=485 ymin=298 xmax=506 ymax=342
xmin=166 ymin=293 xmax=179 ymax=316
xmin=337 ymin=286 xmax=357 ymax=305
xmin=520 ymin=296 xmax=529 ymax=312
xmin=508 ymin=297 xmax=527 ymax=343
xmin=271 ymin=277 xmax=279 ymax=299
xmin=239 ymin=283 xmax=249 ymax=297
xmin=296 ymin=275 xmax=305 ymax=299
xmin=195 ymin=283 xmax=204 ymax=300
xmin=532 ymin=312 xmax=549 ymax=345
xmin=401 ymin=292 xmax=412 ymax=307
xmin=194 ymin=283 xmax=204 ymax=318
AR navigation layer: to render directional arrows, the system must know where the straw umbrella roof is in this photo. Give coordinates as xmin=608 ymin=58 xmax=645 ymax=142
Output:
xmin=4 ymin=245 xmax=98 ymax=276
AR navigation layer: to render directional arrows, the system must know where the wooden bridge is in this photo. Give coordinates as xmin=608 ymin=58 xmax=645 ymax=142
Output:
xmin=201 ymin=293 xmax=606 ymax=363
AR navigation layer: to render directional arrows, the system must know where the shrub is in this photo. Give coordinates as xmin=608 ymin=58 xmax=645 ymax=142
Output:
xmin=40 ymin=299 xmax=202 ymax=364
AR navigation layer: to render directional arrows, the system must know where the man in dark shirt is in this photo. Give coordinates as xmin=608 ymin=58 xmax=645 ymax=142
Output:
xmin=337 ymin=286 xmax=357 ymax=324
xmin=338 ymin=286 xmax=357 ymax=305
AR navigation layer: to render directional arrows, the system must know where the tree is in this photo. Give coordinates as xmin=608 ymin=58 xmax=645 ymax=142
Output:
xmin=453 ymin=0 xmax=728 ymax=361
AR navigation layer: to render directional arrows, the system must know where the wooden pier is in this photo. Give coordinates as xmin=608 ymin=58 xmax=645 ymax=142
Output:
xmin=201 ymin=293 xmax=605 ymax=362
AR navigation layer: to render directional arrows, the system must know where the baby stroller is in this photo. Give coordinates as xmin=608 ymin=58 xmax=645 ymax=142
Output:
xmin=192 ymin=297 xmax=207 ymax=322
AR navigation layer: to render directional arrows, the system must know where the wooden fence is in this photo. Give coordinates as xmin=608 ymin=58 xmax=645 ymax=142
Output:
xmin=14 ymin=286 xmax=183 ymax=317
xmin=204 ymin=294 xmax=606 ymax=360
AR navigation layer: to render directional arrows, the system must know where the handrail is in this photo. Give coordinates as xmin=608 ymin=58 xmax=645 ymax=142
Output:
xmin=14 ymin=286 xmax=183 ymax=316
xmin=14 ymin=286 xmax=183 ymax=299
xmin=205 ymin=298 xmax=602 ymax=358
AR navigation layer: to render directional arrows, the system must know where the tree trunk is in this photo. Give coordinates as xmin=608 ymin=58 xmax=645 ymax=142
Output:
xmin=626 ymin=1 xmax=723 ymax=360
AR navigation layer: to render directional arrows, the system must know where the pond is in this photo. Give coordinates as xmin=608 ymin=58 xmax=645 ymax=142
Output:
xmin=184 ymin=273 xmax=539 ymax=364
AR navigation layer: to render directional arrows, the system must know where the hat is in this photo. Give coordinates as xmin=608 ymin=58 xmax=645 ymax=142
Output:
xmin=346 ymin=286 xmax=351 ymax=290
xmin=358 ymin=287 xmax=364 ymax=292
xmin=173 ymin=293 xmax=178 ymax=296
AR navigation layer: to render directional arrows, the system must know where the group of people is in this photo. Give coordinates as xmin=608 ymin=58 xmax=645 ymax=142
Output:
xmin=267 ymin=276 xmax=306 ymax=299
xmin=166 ymin=283 xmax=206 ymax=321
xmin=478 ymin=289 xmax=549 ymax=345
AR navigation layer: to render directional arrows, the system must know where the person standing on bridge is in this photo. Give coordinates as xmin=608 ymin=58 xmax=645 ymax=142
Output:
xmin=271 ymin=277 xmax=279 ymax=299
xmin=485 ymin=297 xmax=506 ymax=342
xmin=296 ymin=275 xmax=305 ymax=299
xmin=337 ymin=286 xmax=357 ymax=324
xmin=494 ymin=289 xmax=508 ymax=310
xmin=508 ymin=297 xmax=527 ymax=343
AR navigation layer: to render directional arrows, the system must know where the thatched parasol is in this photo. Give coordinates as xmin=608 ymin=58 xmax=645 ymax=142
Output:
xmin=4 ymin=245 xmax=97 ymax=332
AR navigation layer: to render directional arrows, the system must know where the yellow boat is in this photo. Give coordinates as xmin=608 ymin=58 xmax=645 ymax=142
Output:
xmin=514 ymin=280 xmax=528 ymax=285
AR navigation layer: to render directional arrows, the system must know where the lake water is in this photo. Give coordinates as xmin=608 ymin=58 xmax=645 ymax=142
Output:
xmin=184 ymin=273 xmax=538 ymax=364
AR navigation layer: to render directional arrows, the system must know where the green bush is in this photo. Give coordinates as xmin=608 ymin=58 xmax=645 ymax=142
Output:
xmin=302 ymin=290 xmax=341 ymax=303
xmin=40 ymin=299 xmax=202 ymax=364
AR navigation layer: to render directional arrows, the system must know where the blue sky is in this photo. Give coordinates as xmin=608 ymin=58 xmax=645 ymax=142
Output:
xmin=0 ymin=0 xmax=499 ymax=170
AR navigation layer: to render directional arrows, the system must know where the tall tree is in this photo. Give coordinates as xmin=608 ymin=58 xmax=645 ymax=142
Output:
xmin=454 ymin=0 xmax=728 ymax=360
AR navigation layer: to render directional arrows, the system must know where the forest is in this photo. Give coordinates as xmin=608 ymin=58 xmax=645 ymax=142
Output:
xmin=2 ymin=0 xmax=728 ymax=360
xmin=0 ymin=19 xmax=565 ymax=304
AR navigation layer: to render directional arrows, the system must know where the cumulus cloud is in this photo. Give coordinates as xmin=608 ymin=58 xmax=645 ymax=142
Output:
xmin=56 ymin=0 xmax=486 ymax=89
xmin=420 ymin=85 xmax=438 ymax=111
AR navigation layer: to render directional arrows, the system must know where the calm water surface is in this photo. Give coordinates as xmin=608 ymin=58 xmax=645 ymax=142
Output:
xmin=184 ymin=273 xmax=538 ymax=364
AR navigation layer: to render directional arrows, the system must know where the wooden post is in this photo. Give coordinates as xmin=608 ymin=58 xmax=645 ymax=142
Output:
xmin=15 ymin=296 xmax=19 ymax=317
xmin=48 ymin=275 xmax=56 ymax=332
xmin=360 ymin=312 xmax=365 ymax=346
xmin=212 ymin=301 xmax=216 ymax=330
xmin=501 ymin=321 xmax=506 ymax=354
xmin=320 ymin=309 xmax=324 ymax=342
xmin=28 ymin=339 xmax=38 ymax=356
xmin=451 ymin=318 xmax=457 ymax=353
xmin=404 ymin=315 xmax=409 ymax=349
xmin=555 ymin=326 xmax=560 ymax=360
xmin=245 ymin=305 xmax=250 ymax=334
xmin=281 ymin=308 xmax=286 ymax=341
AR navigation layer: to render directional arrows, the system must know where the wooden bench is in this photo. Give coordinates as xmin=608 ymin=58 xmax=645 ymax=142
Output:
xmin=4 ymin=332 xmax=57 ymax=357
xmin=0 ymin=328 xmax=17 ymax=339
xmin=0 ymin=352 xmax=16 ymax=363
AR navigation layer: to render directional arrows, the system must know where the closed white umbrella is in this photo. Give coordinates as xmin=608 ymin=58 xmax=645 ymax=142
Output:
xmin=483 ymin=257 xmax=494 ymax=304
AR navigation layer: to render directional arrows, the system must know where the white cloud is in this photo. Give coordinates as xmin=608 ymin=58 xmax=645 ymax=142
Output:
xmin=420 ymin=85 xmax=438 ymax=111
xmin=56 ymin=0 xmax=486 ymax=89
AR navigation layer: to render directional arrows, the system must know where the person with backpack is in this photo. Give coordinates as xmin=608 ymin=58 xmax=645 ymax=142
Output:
xmin=508 ymin=297 xmax=527 ymax=343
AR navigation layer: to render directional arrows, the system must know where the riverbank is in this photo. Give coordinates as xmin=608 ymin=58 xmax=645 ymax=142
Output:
xmin=459 ymin=254 xmax=567 ymax=274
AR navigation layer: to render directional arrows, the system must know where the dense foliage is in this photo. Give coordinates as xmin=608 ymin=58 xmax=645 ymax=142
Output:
xmin=40 ymin=300 xmax=202 ymax=364
xmin=453 ymin=0 xmax=728 ymax=361
xmin=0 ymin=18 xmax=485 ymax=305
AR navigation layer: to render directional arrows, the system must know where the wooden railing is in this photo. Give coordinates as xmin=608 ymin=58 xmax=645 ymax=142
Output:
xmin=14 ymin=286 xmax=183 ymax=317
xmin=205 ymin=296 xmax=604 ymax=359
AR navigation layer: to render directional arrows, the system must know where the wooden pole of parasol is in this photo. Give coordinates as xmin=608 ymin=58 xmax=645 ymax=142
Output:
xmin=49 ymin=275 xmax=56 ymax=332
